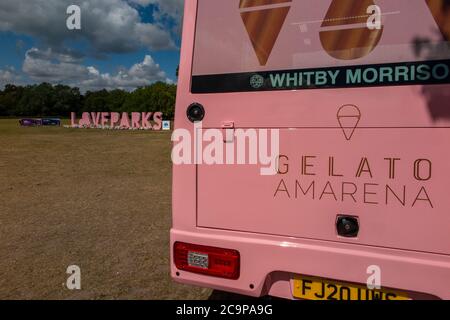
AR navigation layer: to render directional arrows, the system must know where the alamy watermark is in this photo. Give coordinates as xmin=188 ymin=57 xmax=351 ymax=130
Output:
xmin=367 ymin=265 xmax=382 ymax=290
xmin=66 ymin=265 xmax=81 ymax=290
xmin=67 ymin=5 xmax=81 ymax=30
xmin=171 ymin=122 xmax=280 ymax=176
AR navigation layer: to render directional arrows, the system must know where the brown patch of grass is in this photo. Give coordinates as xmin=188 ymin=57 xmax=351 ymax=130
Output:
xmin=0 ymin=120 xmax=211 ymax=300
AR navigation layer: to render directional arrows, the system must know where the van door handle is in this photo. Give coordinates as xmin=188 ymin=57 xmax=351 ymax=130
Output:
xmin=222 ymin=122 xmax=235 ymax=143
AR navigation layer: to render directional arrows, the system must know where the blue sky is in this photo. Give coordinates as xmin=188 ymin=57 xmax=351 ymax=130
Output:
xmin=0 ymin=0 xmax=183 ymax=91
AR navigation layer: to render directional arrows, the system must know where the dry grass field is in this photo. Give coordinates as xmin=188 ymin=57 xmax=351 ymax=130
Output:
xmin=0 ymin=119 xmax=212 ymax=300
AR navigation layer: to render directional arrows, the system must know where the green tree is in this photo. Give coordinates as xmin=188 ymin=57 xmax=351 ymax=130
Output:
xmin=0 ymin=81 xmax=176 ymax=118
xmin=0 ymin=84 xmax=24 ymax=116
xmin=82 ymin=89 xmax=111 ymax=113
xmin=107 ymin=89 xmax=129 ymax=112
xmin=53 ymin=85 xmax=83 ymax=116
xmin=16 ymin=83 xmax=55 ymax=116
xmin=122 ymin=82 xmax=176 ymax=119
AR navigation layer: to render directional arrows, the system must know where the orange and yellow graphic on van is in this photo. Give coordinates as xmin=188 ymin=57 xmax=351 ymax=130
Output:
xmin=319 ymin=0 xmax=384 ymax=60
xmin=240 ymin=0 xmax=450 ymax=66
xmin=426 ymin=0 xmax=450 ymax=41
xmin=239 ymin=0 xmax=292 ymax=66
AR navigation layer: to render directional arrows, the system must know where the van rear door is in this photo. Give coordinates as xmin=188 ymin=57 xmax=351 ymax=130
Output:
xmin=191 ymin=0 xmax=450 ymax=255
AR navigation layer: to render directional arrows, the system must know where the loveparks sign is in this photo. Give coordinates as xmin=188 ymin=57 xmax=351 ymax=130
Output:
xmin=70 ymin=112 xmax=166 ymax=130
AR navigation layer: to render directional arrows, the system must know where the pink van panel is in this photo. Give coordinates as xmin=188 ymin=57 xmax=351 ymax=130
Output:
xmin=171 ymin=229 xmax=450 ymax=300
xmin=197 ymin=128 xmax=449 ymax=255
xmin=172 ymin=0 xmax=450 ymax=299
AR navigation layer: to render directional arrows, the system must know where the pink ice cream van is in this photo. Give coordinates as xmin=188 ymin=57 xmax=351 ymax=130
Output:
xmin=171 ymin=0 xmax=450 ymax=300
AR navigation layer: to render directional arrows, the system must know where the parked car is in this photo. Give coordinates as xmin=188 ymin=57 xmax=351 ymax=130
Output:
xmin=42 ymin=118 xmax=61 ymax=126
xmin=19 ymin=119 xmax=42 ymax=127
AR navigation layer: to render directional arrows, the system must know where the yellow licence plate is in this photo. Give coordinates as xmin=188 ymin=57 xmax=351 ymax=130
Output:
xmin=293 ymin=276 xmax=410 ymax=300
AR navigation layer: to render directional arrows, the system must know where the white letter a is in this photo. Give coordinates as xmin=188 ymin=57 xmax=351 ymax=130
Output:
xmin=367 ymin=5 xmax=382 ymax=30
xmin=66 ymin=5 xmax=81 ymax=30
xmin=367 ymin=265 xmax=381 ymax=290
xmin=66 ymin=265 xmax=81 ymax=290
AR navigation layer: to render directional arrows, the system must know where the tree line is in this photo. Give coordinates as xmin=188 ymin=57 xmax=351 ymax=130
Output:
xmin=0 ymin=82 xmax=177 ymax=119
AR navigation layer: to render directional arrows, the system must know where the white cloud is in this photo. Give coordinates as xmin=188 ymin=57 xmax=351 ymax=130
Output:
xmin=0 ymin=67 xmax=21 ymax=89
xmin=81 ymin=55 xmax=172 ymax=91
xmin=129 ymin=0 xmax=183 ymax=20
xmin=23 ymin=48 xmax=89 ymax=82
xmin=129 ymin=0 xmax=184 ymax=33
xmin=22 ymin=48 xmax=171 ymax=92
xmin=0 ymin=0 xmax=177 ymax=54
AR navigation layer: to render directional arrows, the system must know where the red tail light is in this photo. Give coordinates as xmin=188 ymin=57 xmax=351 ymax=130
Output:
xmin=174 ymin=242 xmax=240 ymax=280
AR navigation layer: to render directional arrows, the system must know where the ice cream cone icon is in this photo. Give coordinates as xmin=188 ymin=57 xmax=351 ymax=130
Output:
xmin=426 ymin=0 xmax=450 ymax=41
xmin=240 ymin=0 xmax=292 ymax=66
xmin=320 ymin=0 xmax=383 ymax=60
xmin=337 ymin=105 xmax=361 ymax=141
